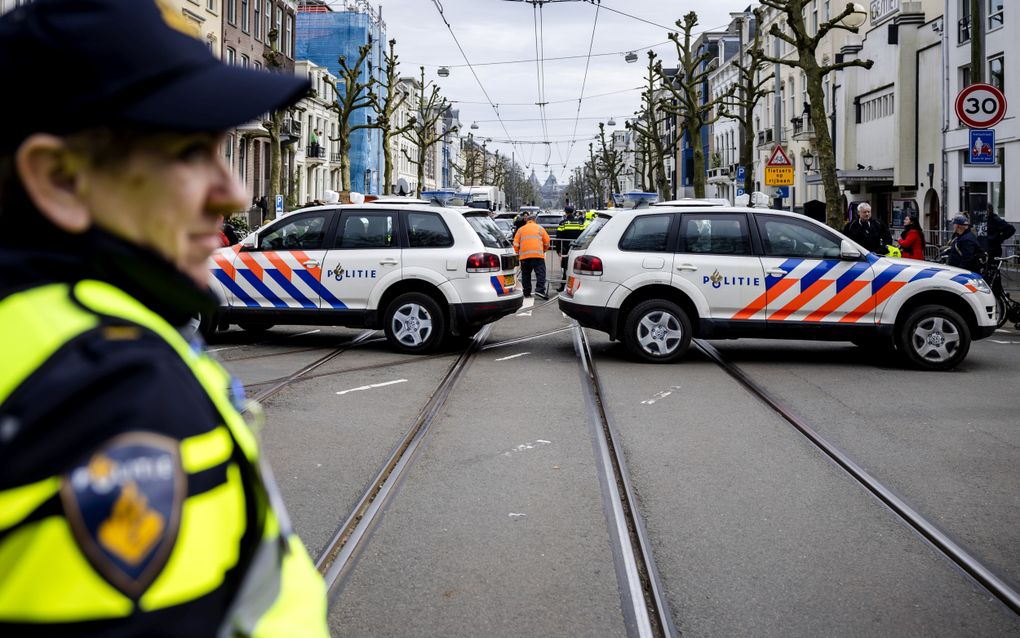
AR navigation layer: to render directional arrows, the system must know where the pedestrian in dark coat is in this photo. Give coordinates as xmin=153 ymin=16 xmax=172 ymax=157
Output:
xmin=985 ymin=209 xmax=1016 ymax=259
xmin=945 ymin=215 xmax=984 ymax=272
xmin=843 ymin=202 xmax=892 ymax=254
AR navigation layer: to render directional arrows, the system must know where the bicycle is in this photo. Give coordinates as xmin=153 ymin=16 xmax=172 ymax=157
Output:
xmin=982 ymin=254 xmax=1020 ymax=329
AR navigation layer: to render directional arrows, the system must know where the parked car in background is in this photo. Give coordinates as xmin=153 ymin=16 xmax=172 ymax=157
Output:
xmin=536 ymin=212 xmax=564 ymax=238
xmin=493 ymin=218 xmax=515 ymax=242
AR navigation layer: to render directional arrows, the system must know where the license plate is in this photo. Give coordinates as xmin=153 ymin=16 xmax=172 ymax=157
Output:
xmin=503 ymin=274 xmax=515 ymax=286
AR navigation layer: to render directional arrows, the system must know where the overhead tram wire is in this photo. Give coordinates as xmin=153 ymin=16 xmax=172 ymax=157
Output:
xmin=451 ymin=86 xmax=642 ymax=107
xmin=428 ymin=0 xmax=527 ymax=165
xmin=560 ymin=0 xmax=601 ymax=182
xmin=414 ymin=40 xmax=671 ymax=69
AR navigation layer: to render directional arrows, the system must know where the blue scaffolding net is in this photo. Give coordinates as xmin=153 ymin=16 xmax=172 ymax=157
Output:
xmin=297 ymin=7 xmax=385 ymax=194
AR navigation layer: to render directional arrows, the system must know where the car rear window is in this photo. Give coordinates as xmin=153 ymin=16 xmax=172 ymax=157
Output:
xmin=572 ymin=215 xmax=610 ymax=250
xmin=619 ymin=214 xmax=673 ymax=252
xmin=464 ymin=213 xmax=510 ymax=248
xmin=406 ymin=212 xmax=454 ymax=248
xmin=537 ymin=215 xmax=562 ymax=225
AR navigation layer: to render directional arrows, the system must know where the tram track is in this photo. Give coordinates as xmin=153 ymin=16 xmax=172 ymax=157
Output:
xmin=573 ymin=324 xmax=676 ymax=638
xmin=314 ymin=325 xmax=492 ymax=597
xmin=693 ymin=338 xmax=1020 ymax=617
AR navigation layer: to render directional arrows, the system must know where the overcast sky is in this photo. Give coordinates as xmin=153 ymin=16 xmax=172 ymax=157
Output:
xmin=371 ymin=0 xmax=750 ymax=181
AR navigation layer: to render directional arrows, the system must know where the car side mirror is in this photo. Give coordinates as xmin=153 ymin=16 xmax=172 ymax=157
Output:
xmin=840 ymin=239 xmax=862 ymax=260
xmin=240 ymin=235 xmax=257 ymax=251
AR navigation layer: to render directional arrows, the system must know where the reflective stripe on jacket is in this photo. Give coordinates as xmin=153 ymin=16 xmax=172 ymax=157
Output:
xmin=513 ymin=221 xmax=550 ymax=260
xmin=0 ymin=281 xmax=327 ymax=637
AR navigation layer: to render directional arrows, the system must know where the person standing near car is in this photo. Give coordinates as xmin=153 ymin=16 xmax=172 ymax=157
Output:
xmin=555 ymin=205 xmax=587 ymax=292
xmin=985 ymin=206 xmax=1016 ymax=260
xmin=843 ymin=202 xmax=892 ymax=254
xmin=945 ymin=215 xmax=985 ymax=273
xmin=898 ymin=213 xmax=926 ymax=260
xmin=514 ymin=213 xmax=551 ymax=299
xmin=0 ymin=1 xmax=328 ymax=635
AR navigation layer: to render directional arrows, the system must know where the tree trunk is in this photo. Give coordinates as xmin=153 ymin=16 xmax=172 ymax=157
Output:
xmin=382 ymin=130 xmax=394 ymax=195
xmin=267 ymin=113 xmax=283 ymax=220
xmin=339 ymin=135 xmax=351 ymax=192
xmin=686 ymin=119 xmax=706 ymax=198
xmin=805 ymin=63 xmax=841 ymax=228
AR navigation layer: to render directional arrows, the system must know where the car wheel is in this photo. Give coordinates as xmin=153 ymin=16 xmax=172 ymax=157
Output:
xmin=994 ymin=295 xmax=1007 ymax=329
xmin=238 ymin=322 xmax=274 ymax=333
xmin=384 ymin=292 xmax=445 ymax=354
xmin=897 ymin=304 xmax=970 ymax=371
xmin=192 ymin=312 xmax=218 ymax=342
xmin=623 ymin=299 xmax=692 ymax=363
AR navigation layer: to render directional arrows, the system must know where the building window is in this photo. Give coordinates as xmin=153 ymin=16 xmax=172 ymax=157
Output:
xmin=241 ymin=0 xmax=249 ymax=32
xmin=959 ymin=0 xmax=971 ymax=43
xmin=225 ymin=46 xmax=235 ymax=66
xmin=989 ymin=56 xmax=1004 ymax=91
xmin=264 ymin=1 xmax=271 ymax=41
xmin=226 ymin=0 xmax=235 ymax=24
xmin=286 ymin=13 xmax=294 ymax=57
xmin=275 ymin=6 xmax=282 ymax=46
xmin=207 ymin=0 xmax=216 ymax=13
xmin=241 ymin=54 xmax=249 ymax=68
xmin=253 ymin=0 xmax=260 ymax=40
xmin=988 ymin=0 xmax=1003 ymax=29
xmin=254 ymin=61 xmax=262 ymax=71
xmin=960 ymin=65 xmax=972 ymax=89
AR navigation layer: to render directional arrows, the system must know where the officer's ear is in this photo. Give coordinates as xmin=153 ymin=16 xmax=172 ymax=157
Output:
xmin=15 ymin=134 xmax=92 ymax=233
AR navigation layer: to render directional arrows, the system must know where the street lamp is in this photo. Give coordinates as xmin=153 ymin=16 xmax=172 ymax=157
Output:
xmin=802 ymin=152 xmax=815 ymax=172
xmin=624 ymin=51 xmax=638 ymax=63
xmin=470 ymin=121 xmax=479 ymax=130
xmin=607 ymin=116 xmax=617 ymax=126
xmin=437 ymin=66 xmax=450 ymax=77
xmin=840 ymin=3 xmax=867 ymax=28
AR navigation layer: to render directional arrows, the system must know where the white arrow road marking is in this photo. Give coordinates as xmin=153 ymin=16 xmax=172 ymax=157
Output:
xmin=641 ymin=386 xmax=682 ymax=405
xmin=503 ymin=439 xmax=552 ymax=457
xmin=337 ymin=379 xmax=408 ymax=395
xmin=495 ymin=352 xmax=530 ymax=361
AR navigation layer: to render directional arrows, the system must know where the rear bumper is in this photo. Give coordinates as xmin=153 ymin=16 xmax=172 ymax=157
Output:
xmin=559 ymin=297 xmax=618 ymax=336
xmin=452 ymin=296 xmax=523 ymax=331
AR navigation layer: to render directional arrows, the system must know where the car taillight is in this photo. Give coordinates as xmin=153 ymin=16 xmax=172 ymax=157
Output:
xmin=573 ymin=255 xmax=603 ymax=276
xmin=466 ymin=252 xmax=501 ymax=273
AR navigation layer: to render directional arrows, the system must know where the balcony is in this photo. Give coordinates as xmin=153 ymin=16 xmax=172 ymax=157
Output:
xmin=331 ymin=153 xmax=341 ymax=163
xmin=305 ymin=145 xmax=326 ymax=162
xmin=756 ymin=128 xmax=774 ymax=148
xmin=707 ymin=166 xmax=731 ymax=183
xmin=791 ymin=116 xmax=815 ymax=142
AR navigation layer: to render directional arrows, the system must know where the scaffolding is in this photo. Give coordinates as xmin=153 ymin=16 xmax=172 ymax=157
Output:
xmin=296 ymin=1 xmax=386 ymax=194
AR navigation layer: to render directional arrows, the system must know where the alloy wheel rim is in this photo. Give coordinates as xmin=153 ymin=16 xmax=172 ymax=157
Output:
xmin=637 ymin=310 xmax=683 ymax=356
xmin=910 ymin=316 xmax=961 ymax=363
xmin=392 ymin=303 xmax=433 ymax=346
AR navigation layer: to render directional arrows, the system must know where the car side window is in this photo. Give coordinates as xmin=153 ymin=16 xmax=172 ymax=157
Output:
xmin=619 ymin=214 xmax=672 ymax=252
xmin=337 ymin=212 xmax=397 ymax=249
xmin=406 ymin=212 xmax=454 ymax=248
xmin=679 ymin=214 xmax=750 ymax=255
xmin=758 ymin=216 xmax=841 ymax=258
xmin=259 ymin=214 xmax=328 ymax=251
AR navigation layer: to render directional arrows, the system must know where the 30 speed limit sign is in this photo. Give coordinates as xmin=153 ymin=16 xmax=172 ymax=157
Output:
xmin=955 ymin=83 xmax=1007 ymax=129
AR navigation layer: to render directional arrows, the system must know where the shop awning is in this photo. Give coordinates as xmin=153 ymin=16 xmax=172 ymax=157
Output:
xmin=806 ymin=168 xmax=894 ymax=186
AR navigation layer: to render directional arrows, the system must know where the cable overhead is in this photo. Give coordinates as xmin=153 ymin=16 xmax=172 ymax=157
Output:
xmin=560 ymin=0 xmax=601 ymax=181
xmin=413 ymin=40 xmax=671 ymax=69
xmin=451 ymin=86 xmax=641 ymax=106
xmin=428 ymin=0 xmax=526 ymax=164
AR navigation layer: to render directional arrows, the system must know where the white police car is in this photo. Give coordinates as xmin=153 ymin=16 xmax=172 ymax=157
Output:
xmin=559 ymin=206 xmax=997 ymax=370
xmin=204 ymin=199 xmax=522 ymax=353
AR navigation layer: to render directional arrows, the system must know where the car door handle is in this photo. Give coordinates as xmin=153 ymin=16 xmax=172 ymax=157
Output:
xmin=379 ymin=258 xmax=399 ymax=266
xmin=303 ymin=260 xmax=319 ymax=268
xmin=675 ymin=263 xmax=698 ymax=272
xmin=767 ymin=269 xmax=788 ymax=276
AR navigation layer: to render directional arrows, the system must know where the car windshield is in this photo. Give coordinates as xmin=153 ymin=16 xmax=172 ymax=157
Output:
xmin=572 ymin=215 xmax=611 ymax=249
xmin=465 ymin=213 xmax=510 ymax=248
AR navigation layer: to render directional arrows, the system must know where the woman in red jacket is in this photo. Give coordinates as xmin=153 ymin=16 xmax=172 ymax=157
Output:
xmin=898 ymin=214 xmax=926 ymax=260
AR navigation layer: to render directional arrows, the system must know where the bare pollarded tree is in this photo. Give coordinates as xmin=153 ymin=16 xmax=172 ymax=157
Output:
xmin=626 ymin=51 xmax=672 ymax=199
xmin=759 ymin=1 xmax=872 ymax=227
xmin=323 ymin=42 xmax=379 ymax=192
xmin=402 ymin=66 xmax=456 ymax=197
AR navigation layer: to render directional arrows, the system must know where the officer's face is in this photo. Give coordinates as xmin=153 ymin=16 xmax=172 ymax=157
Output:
xmin=81 ymin=132 xmax=245 ymax=286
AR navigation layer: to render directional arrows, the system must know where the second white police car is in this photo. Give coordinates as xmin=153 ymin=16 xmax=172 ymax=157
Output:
xmin=204 ymin=198 xmax=522 ymax=352
xmin=559 ymin=205 xmax=997 ymax=370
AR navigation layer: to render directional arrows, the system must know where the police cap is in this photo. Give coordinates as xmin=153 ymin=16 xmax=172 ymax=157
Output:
xmin=0 ymin=0 xmax=310 ymax=151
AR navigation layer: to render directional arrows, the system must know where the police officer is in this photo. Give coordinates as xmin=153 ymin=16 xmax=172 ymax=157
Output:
xmin=555 ymin=205 xmax=587 ymax=292
xmin=0 ymin=1 xmax=327 ymax=635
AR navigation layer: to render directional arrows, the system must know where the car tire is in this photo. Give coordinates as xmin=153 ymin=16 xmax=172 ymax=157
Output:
xmin=384 ymin=292 xmax=445 ymax=354
xmin=897 ymin=304 xmax=971 ymax=371
xmin=194 ymin=312 xmax=218 ymax=342
xmin=623 ymin=299 xmax=692 ymax=363
xmin=238 ymin=322 xmax=274 ymax=333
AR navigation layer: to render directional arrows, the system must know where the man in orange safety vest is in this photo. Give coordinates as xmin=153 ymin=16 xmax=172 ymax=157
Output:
xmin=513 ymin=213 xmax=551 ymax=299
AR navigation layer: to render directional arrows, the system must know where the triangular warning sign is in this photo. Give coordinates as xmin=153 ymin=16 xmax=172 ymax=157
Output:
xmin=767 ymin=145 xmax=792 ymax=167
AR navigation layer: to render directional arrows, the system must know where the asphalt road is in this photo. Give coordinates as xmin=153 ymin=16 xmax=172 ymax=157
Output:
xmin=217 ymin=306 xmax=1020 ymax=637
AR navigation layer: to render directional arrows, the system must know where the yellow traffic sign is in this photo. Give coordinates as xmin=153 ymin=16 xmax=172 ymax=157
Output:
xmin=764 ymin=144 xmax=794 ymax=186
xmin=765 ymin=166 xmax=794 ymax=186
